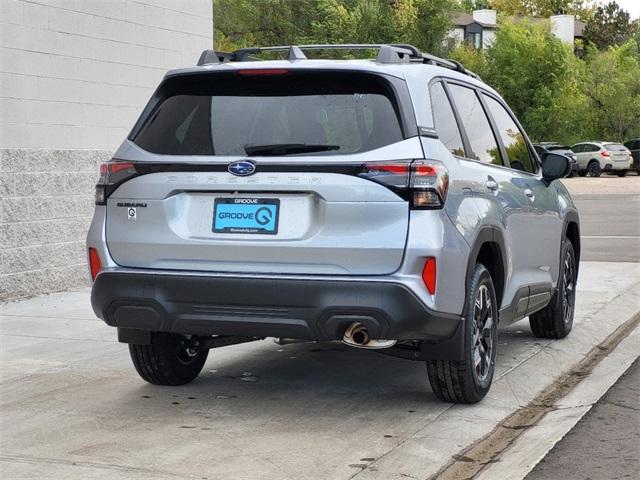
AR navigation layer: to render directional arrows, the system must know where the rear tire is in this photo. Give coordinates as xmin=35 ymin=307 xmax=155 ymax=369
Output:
xmin=426 ymin=264 xmax=498 ymax=404
xmin=616 ymin=170 xmax=628 ymax=177
xmin=130 ymin=333 xmax=209 ymax=385
xmin=587 ymin=161 xmax=601 ymax=177
xmin=529 ymin=240 xmax=577 ymax=339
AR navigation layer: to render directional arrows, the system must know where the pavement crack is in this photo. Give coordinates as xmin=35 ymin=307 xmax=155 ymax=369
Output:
xmin=0 ymin=452 xmax=201 ymax=479
xmin=348 ymin=404 xmax=456 ymax=479
xmin=0 ymin=333 xmax=116 ymax=343
xmin=600 ymin=400 xmax=640 ymax=412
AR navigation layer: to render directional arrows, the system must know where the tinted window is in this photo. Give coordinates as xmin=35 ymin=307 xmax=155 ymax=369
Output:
xmin=572 ymin=144 xmax=584 ymax=153
xmin=548 ymin=145 xmax=570 ymax=151
xmin=430 ymin=82 xmax=465 ymax=157
xmin=586 ymin=144 xmax=599 ymax=152
xmin=448 ymin=84 xmax=502 ymax=165
xmin=134 ymin=72 xmax=404 ymax=156
xmin=604 ymin=143 xmax=627 ymax=152
xmin=483 ymin=95 xmax=537 ymax=173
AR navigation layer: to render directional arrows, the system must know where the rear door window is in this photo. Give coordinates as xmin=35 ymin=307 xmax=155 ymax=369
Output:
xmin=133 ymin=71 xmax=405 ymax=156
xmin=429 ymin=82 xmax=465 ymax=157
xmin=483 ymin=94 xmax=537 ymax=173
xmin=448 ymin=84 xmax=502 ymax=166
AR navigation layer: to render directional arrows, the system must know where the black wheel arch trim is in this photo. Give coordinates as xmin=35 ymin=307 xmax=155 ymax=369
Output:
xmin=464 ymin=226 xmax=508 ymax=317
xmin=562 ymin=210 xmax=580 ymax=273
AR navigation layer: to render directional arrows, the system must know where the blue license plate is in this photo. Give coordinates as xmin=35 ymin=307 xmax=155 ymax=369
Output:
xmin=213 ymin=198 xmax=279 ymax=234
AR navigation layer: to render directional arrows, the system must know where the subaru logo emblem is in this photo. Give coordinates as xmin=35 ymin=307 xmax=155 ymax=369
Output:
xmin=228 ymin=160 xmax=256 ymax=176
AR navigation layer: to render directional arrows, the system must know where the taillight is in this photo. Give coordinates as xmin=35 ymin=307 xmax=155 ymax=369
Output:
xmin=88 ymin=248 xmax=102 ymax=281
xmin=95 ymin=160 xmax=137 ymax=205
xmin=601 ymin=150 xmax=610 ymax=157
xmin=422 ymin=257 xmax=436 ymax=294
xmin=359 ymin=160 xmax=449 ymax=209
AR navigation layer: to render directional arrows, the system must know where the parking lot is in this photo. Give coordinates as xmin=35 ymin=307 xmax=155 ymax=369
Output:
xmin=1 ymin=176 xmax=639 ymax=480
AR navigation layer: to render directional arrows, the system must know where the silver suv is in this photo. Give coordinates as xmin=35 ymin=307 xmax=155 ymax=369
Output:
xmin=87 ymin=44 xmax=580 ymax=403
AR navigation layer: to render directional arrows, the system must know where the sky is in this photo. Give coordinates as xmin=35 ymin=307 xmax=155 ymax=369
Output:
xmin=612 ymin=0 xmax=640 ymax=20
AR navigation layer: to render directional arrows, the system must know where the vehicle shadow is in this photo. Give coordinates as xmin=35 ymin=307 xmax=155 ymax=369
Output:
xmin=113 ymin=340 xmax=445 ymax=419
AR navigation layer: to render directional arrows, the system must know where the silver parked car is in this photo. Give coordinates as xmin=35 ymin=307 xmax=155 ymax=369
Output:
xmin=87 ymin=44 xmax=580 ymax=403
xmin=571 ymin=141 xmax=633 ymax=177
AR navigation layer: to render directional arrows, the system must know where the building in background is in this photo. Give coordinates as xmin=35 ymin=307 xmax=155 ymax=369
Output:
xmin=450 ymin=9 xmax=497 ymax=50
xmin=0 ymin=0 xmax=213 ymax=301
xmin=449 ymin=9 xmax=585 ymax=49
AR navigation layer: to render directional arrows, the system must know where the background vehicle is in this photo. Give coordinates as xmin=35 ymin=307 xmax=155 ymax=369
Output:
xmin=571 ymin=141 xmax=632 ymax=177
xmin=87 ymin=44 xmax=580 ymax=404
xmin=623 ymin=138 xmax=640 ymax=175
xmin=534 ymin=143 xmax=579 ymax=177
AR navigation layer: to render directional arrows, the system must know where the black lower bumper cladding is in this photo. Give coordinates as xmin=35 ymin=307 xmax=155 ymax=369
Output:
xmin=91 ymin=272 xmax=464 ymax=360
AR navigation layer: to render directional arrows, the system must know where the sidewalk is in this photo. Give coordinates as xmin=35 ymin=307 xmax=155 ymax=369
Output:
xmin=1 ymin=261 xmax=639 ymax=479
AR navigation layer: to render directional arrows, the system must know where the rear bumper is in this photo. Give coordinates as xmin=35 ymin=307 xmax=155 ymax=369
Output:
xmin=91 ymin=271 xmax=464 ymax=360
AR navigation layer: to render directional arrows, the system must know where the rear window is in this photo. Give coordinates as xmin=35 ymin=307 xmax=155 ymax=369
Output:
xmin=604 ymin=143 xmax=627 ymax=152
xmin=132 ymin=71 xmax=405 ymax=156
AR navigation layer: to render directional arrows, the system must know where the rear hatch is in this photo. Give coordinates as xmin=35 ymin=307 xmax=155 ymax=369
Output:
xmin=604 ymin=143 xmax=631 ymax=164
xmin=104 ymin=68 xmax=420 ymax=275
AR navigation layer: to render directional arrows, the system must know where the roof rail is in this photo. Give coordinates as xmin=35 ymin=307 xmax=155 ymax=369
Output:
xmin=197 ymin=44 xmax=478 ymax=79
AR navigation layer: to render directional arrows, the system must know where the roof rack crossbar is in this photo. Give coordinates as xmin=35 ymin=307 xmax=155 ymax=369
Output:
xmin=196 ymin=44 xmax=478 ymax=78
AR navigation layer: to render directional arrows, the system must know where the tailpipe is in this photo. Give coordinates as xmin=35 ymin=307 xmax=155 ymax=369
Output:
xmin=342 ymin=322 xmax=396 ymax=349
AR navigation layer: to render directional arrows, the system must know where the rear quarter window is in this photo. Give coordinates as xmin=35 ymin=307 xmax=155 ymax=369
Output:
xmin=429 ymin=82 xmax=465 ymax=157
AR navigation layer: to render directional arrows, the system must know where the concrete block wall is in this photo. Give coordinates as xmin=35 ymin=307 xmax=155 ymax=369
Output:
xmin=0 ymin=0 xmax=213 ymax=301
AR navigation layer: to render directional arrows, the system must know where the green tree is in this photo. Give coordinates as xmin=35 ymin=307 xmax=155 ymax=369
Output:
xmin=584 ymin=41 xmax=640 ymax=140
xmin=451 ymin=19 xmax=596 ymax=144
xmin=583 ymin=1 xmax=638 ymax=49
xmin=489 ymin=0 xmax=591 ymax=17
xmin=213 ymin=0 xmax=456 ymax=55
xmin=448 ymin=43 xmax=490 ymax=78
xmin=459 ymin=0 xmax=492 ymax=12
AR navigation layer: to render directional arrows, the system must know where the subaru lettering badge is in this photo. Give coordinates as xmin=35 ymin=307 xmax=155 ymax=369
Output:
xmin=228 ymin=160 xmax=256 ymax=176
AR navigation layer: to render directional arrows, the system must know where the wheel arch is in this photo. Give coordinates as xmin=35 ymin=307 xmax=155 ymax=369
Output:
xmin=563 ymin=210 xmax=580 ymax=273
xmin=465 ymin=227 xmax=507 ymax=315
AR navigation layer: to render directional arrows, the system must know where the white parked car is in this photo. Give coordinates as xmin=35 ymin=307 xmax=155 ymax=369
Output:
xmin=571 ymin=141 xmax=632 ymax=177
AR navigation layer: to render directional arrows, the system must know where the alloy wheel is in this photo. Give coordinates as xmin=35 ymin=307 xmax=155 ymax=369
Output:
xmin=472 ymin=284 xmax=494 ymax=383
xmin=562 ymin=251 xmax=576 ymax=326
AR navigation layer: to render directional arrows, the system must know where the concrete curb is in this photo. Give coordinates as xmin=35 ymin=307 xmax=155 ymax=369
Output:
xmin=475 ymin=322 xmax=639 ymax=479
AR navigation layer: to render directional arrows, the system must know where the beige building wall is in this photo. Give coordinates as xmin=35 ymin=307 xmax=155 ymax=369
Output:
xmin=0 ymin=0 xmax=213 ymax=301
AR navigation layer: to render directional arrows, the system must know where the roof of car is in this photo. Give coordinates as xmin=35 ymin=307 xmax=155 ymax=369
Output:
xmin=164 ymin=44 xmax=498 ymax=96
xmin=168 ymin=59 xmax=488 ymax=86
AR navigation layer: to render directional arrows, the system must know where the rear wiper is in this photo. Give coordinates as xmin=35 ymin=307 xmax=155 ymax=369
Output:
xmin=244 ymin=143 xmax=340 ymax=156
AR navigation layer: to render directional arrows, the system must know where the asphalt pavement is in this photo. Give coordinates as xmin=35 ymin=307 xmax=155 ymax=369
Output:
xmin=562 ymin=177 xmax=640 ymax=263
xmin=526 ymin=358 xmax=640 ymax=480
xmin=574 ymin=195 xmax=640 ymax=262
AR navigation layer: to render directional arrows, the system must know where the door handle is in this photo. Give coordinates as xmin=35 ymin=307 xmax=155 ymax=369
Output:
xmin=486 ymin=179 xmax=499 ymax=191
xmin=524 ymin=188 xmax=535 ymax=200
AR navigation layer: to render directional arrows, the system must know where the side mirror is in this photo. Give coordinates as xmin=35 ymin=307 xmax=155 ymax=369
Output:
xmin=541 ymin=153 xmax=570 ymax=183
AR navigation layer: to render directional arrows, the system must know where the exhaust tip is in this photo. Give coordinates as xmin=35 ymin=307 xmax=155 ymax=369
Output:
xmin=342 ymin=322 xmax=396 ymax=350
xmin=351 ymin=329 xmax=369 ymax=345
